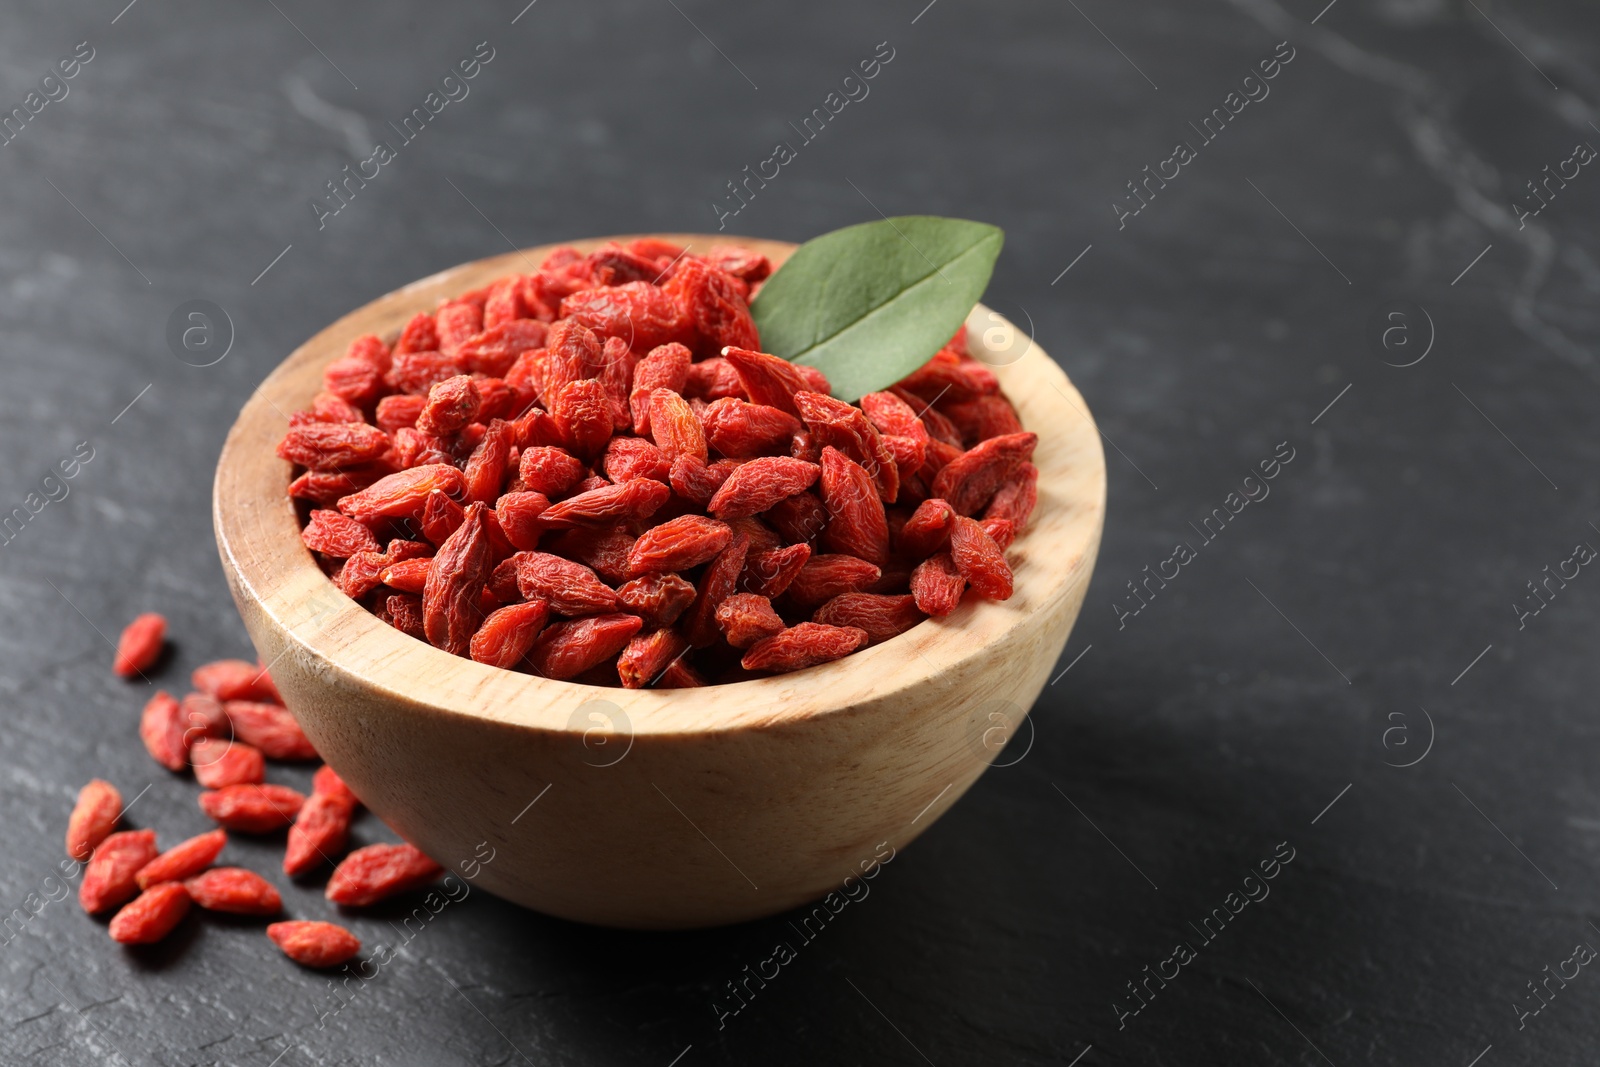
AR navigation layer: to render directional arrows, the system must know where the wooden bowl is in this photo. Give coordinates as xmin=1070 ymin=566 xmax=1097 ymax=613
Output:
xmin=213 ymin=235 xmax=1105 ymax=929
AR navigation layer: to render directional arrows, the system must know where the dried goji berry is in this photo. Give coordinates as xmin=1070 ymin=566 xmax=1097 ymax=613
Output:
xmin=66 ymin=779 xmax=122 ymax=860
xmin=113 ymin=613 xmax=165 ymax=678
xmin=191 ymin=659 xmax=274 ymax=703
xmin=108 ymin=883 xmax=190 ymax=944
xmin=529 ymin=613 xmax=643 ymax=679
xmin=983 ymin=462 xmax=1037 ymax=529
xmin=136 ymin=829 xmax=227 ymax=889
xmin=184 ymin=867 xmax=282 ymax=915
xmin=707 ymin=457 xmax=819 ymax=520
xmin=380 ymin=557 xmax=433 ymax=593
xmin=313 ymin=764 xmax=360 ymax=806
xmin=457 ymin=319 xmax=548 ymax=376
xmin=648 ymin=389 xmax=707 ymax=466
xmin=911 ymin=552 xmax=966 ymax=617
xmin=764 ymin=490 xmax=830 ymax=544
xmin=518 ymin=446 xmax=587 ymax=496
xmin=337 ymin=464 xmax=465 ymax=524
xmin=668 ymin=454 xmax=736 ymax=507
xmin=559 ymin=281 xmax=687 ymax=350
xmin=269 ymin=920 xmax=362 ymax=967
xmin=684 ymin=357 xmax=747 ymax=402
xmin=276 ymin=422 xmax=391 ymax=471
xmin=785 ymin=554 xmax=882 ymax=607
xmin=224 ymin=701 xmax=318 ymax=761
xmin=308 ymin=390 xmax=366 ymax=425
xmin=930 ymin=432 xmax=1037 ymax=516
xmin=813 ymin=592 xmax=924 ymax=644
xmin=721 ymin=347 xmax=809 ymax=417
xmin=898 ymin=498 xmax=956 ymax=558
xmin=704 ymin=245 xmax=772 ymax=283
xmin=626 ymin=515 xmax=733 ymax=577
xmin=662 ymin=259 xmax=757 ymax=353
xmin=546 ymin=525 xmax=636 ymax=584
xmin=302 ymin=508 xmax=379 ymax=559
xmin=616 ymin=572 xmax=697 ymax=629
xmin=949 ymin=516 xmax=1013 ymax=599
xmin=715 ymin=593 xmax=785 ymax=649
xmin=387 ymin=350 xmax=466 ymax=395
xmin=741 ymin=623 xmax=868 ymax=673
xmin=469 ymin=600 xmax=550 ymax=669
xmin=795 ymin=391 xmax=899 ymax=503
xmin=395 ymin=312 xmax=440 ymax=355
xmin=436 ymin=302 xmax=483 ymax=357
xmin=383 ymin=593 xmax=426 ymax=639
xmin=819 ymin=448 xmax=890 ymax=566
xmin=515 ymin=552 xmax=618 ymax=616
xmin=981 ymin=516 xmax=1016 ymax=550
xmin=942 ymin=394 xmax=1023 ymax=445
xmin=741 ymin=542 xmax=812 ymax=598
xmin=630 ymin=343 xmax=692 ymax=435
xmin=551 ymin=378 xmax=614 ymax=458
xmin=495 ymin=492 xmax=549 ymax=551
xmin=422 ymin=503 xmax=493 ymax=656
xmin=326 ymin=843 xmax=443 ymax=906
xmin=657 ymin=658 xmax=706 ymax=688
xmin=190 ymin=738 xmax=265 ymax=789
xmin=139 ymin=690 xmax=187 ymax=772
xmin=602 ymin=436 xmax=670 ymax=484
xmin=198 ymin=784 xmax=305 ymax=833
xmin=290 ymin=469 xmax=383 ymax=507
xmin=80 ymin=829 xmax=158 ymax=913
xmin=539 ymin=478 xmax=669 ymax=528
xmin=462 ymin=418 xmax=514 ymax=504
xmin=684 ymin=531 xmax=749 ymax=647
xmin=617 ymin=627 xmax=691 ymax=689
xmin=701 ymin=397 xmax=802 ymax=458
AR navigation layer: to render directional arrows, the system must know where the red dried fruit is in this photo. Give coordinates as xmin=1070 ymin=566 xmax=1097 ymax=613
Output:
xmin=539 ymin=478 xmax=670 ymax=528
xmin=896 ymin=347 xmax=998 ymax=402
xmin=383 ymin=593 xmax=426 ymax=639
xmin=657 ymin=658 xmax=706 ymax=688
xmin=911 ymin=552 xmax=966 ymax=616
xmin=786 ymin=554 xmax=882 ymax=607
xmin=983 ymin=462 xmax=1037 ymax=529
xmin=518 ymin=446 xmax=588 ymax=496
xmin=943 ymin=394 xmax=1023 ymax=445
xmin=701 ymin=397 xmax=802 ymax=459
xmin=626 ymin=515 xmax=733 ymax=576
xmin=684 ymin=357 xmax=747 ymax=402
xmin=715 ymin=593 xmax=785 ymax=649
xmin=338 ymin=464 xmax=465 ymax=524
xmin=684 ymin=531 xmax=749 ymax=647
xmin=108 ymin=883 xmax=191 ymax=944
xmin=290 ymin=469 xmax=382 ymax=507
xmin=529 ymin=613 xmax=643 ymax=679
xmin=436 ymin=302 xmax=483 ymax=357
xmin=198 ymin=784 xmax=306 ymax=833
xmin=819 ymin=448 xmax=890 ymax=566
xmin=764 ymin=490 xmax=830 ymax=544
xmin=302 ymin=508 xmax=380 ymax=559
xmin=307 ymin=390 xmax=366 ymax=425
xmin=458 ymin=319 xmax=548 ymax=376
xmin=469 ymin=600 xmax=551 ymax=669
xmin=495 ymin=492 xmax=550 ymax=551
xmin=323 ymin=357 xmax=385 ymax=409
xmin=981 ymin=516 xmax=1017 ymax=550
xmin=930 ymin=432 xmax=1037 ymax=516
xmin=551 ymin=378 xmax=614 ymax=458
xmin=547 ymin=525 xmax=636 ymax=585
xmin=113 ymin=613 xmax=165 ymax=678
xmin=66 ymin=779 xmax=122 ymax=860
xmin=80 ymin=829 xmax=158 ymax=913
xmin=813 ymin=593 xmax=924 ymax=644
xmin=326 ymin=843 xmax=444 ymax=906
xmin=516 ymin=553 xmax=619 ymax=616
xmin=602 ymin=436 xmax=670 ymax=483
xmin=190 ymin=738 xmax=265 ymax=788
xmin=387 ymin=350 xmax=466 ymax=395
xmin=376 ymin=557 xmax=430 ymax=593
xmin=950 ymin=516 xmax=1013 ymax=599
xmin=707 ymin=457 xmax=820 ymax=520
xmin=422 ymin=503 xmax=493 ymax=656
xmin=598 ymin=336 xmax=638 ymax=430
xmin=313 ymin=764 xmax=360 ymax=806
xmin=742 ymin=542 xmax=812 ymax=598
xmin=668 ymin=454 xmax=735 ymax=507
xmin=184 ymin=867 xmax=282 ymax=915
xmin=662 ymin=259 xmax=758 ymax=352
xmin=722 ymin=347 xmax=809 ymax=417
xmin=191 ymin=660 xmax=270 ymax=702
xmin=616 ymin=572 xmax=697 ymax=629
xmin=859 ymin=390 xmax=930 ymax=443
xmin=276 ymin=422 xmax=391 ymax=471
xmin=630 ymin=343 xmax=693 ymax=435
xmin=898 ymin=498 xmax=956 ymax=558
xmin=648 ymin=389 xmax=708 ymax=466
xmin=462 ymin=418 xmax=514 ymax=504
xmin=225 ymin=701 xmax=317 ymax=760
xmin=704 ymin=245 xmax=772 ymax=282
xmin=559 ymin=281 xmax=687 ymax=350
xmin=136 ymin=829 xmax=228 ymax=889
xmin=139 ymin=691 xmax=187 ymax=772
xmin=414 ymin=375 xmax=481 ymax=436
xmin=795 ymin=391 xmax=899 ymax=503
xmin=268 ymin=920 xmax=362 ymax=968
xmin=395 ymin=312 xmax=440 ymax=355
xmin=617 ymin=627 xmax=691 ymax=689
xmin=741 ymin=623 xmax=868 ymax=673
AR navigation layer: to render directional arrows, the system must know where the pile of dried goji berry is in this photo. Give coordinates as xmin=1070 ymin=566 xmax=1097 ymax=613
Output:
xmin=75 ymin=620 xmax=444 ymax=963
xmin=279 ymin=239 xmax=1038 ymax=685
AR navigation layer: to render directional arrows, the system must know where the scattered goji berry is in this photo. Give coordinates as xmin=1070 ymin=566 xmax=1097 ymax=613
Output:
xmin=325 ymin=843 xmax=443 ymax=906
xmin=190 ymin=738 xmax=266 ymax=789
xmin=108 ymin=883 xmax=190 ymax=944
xmin=224 ymin=701 xmax=318 ymax=761
xmin=66 ymin=779 xmax=122 ymax=861
xmin=113 ymin=613 xmax=165 ymax=678
xmin=313 ymin=764 xmax=360 ymax=806
xmin=198 ymin=784 xmax=306 ymax=833
xmin=268 ymin=920 xmax=361 ymax=968
xmin=136 ymin=829 xmax=227 ymax=889
xmin=184 ymin=867 xmax=282 ymax=915
xmin=139 ymin=691 xmax=188 ymax=772
xmin=80 ymin=829 xmax=158 ymax=913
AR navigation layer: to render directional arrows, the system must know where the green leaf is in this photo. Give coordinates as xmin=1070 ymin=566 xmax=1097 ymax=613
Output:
xmin=749 ymin=216 xmax=1004 ymax=402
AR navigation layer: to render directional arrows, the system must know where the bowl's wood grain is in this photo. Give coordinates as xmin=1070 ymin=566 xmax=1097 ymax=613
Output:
xmin=214 ymin=234 xmax=1105 ymax=928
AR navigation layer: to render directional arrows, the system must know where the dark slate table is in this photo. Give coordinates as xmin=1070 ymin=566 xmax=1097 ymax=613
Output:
xmin=3 ymin=1 xmax=1597 ymax=1063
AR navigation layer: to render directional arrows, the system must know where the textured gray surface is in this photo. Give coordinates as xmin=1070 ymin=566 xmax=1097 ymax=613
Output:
xmin=3 ymin=0 xmax=1600 ymax=1063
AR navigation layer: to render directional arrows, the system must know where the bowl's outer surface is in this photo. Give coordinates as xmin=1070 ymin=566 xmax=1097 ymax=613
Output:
xmin=214 ymin=235 xmax=1106 ymax=928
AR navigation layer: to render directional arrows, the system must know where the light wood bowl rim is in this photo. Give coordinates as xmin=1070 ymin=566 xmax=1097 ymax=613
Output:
xmin=213 ymin=234 xmax=1107 ymax=738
